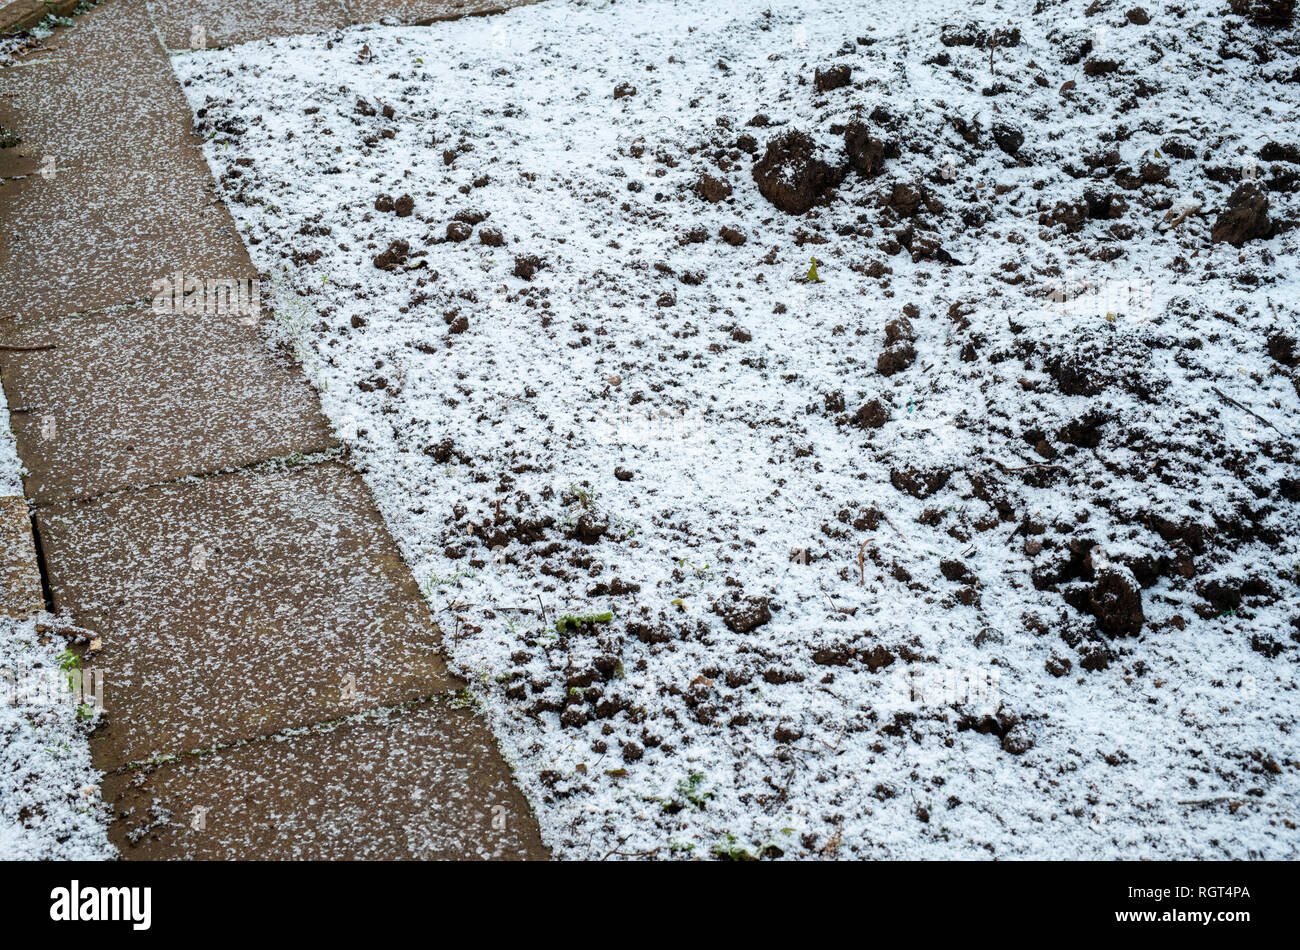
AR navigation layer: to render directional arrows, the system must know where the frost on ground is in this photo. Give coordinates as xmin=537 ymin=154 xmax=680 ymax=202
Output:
xmin=0 ymin=615 xmax=114 ymax=860
xmin=175 ymin=0 xmax=1299 ymax=858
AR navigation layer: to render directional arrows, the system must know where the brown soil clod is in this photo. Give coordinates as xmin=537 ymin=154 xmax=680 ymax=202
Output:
xmin=752 ymin=130 xmax=844 ymax=215
xmin=814 ymin=64 xmax=852 ymax=92
xmin=1211 ymin=182 xmax=1272 ymax=246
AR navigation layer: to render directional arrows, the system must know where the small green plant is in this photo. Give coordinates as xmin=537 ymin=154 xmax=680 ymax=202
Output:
xmin=678 ymin=557 xmax=711 ymax=575
xmin=424 ymin=569 xmax=475 ymax=597
xmin=555 ymin=611 xmax=613 ymax=635
xmin=661 ymin=772 xmax=714 ymax=813
xmin=711 ymin=833 xmax=757 ymax=861
xmin=449 ymin=688 xmax=478 ymax=710
xmin=58 ymin=649 xmax=79 ymax=691
xmin=678 ymin=772 xmax=712 ymax=808
xmin=567 ymin=483 xmax=596 ymax=511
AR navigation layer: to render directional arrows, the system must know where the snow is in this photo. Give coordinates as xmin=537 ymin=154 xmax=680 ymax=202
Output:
xmin=0 ymin=614 xmax=114 ymax=859
xmin=171 ymin=0 xmax=1299 ymax=858
xmin=0 ymin=381 xmax=22 ymax=497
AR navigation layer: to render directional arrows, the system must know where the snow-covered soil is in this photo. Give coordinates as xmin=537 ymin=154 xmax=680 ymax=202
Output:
xmin=0 ymin=615 xmax=114 ymax=860
xmin=1 ymin=385 xmax=112 ymax=860
xmin=174 ymin=0 xmax=1299 ymax=858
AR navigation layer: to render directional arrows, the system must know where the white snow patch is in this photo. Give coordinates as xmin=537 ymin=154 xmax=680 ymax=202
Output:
xmin=172 ymin=0 xmax=1299 ymax=858
xmin=0 ymin=615 xmax=114 ymax=860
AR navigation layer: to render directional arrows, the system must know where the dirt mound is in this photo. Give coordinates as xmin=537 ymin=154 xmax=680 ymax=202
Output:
xmin=1211 ymin=182 xmax=1272 ymax=246
xmin=1086 ymin=568 xmax=1146 ymax=637
xmin=751 ymin=130 xmax=844 ymax=214
xmin=843 ymin=121 xmax=889 ymax=176
xmin=814 ymin=64 xmax=852 ymax=92
xmin=712 ymin=592 xmax=773 ymax=633
xmin=1229 ymin=0 xmax=1296 ymax=26
xmin=696 ymin=173 xmax=733 ymax=203
xmin=372 ymin=239 xmax=409 ymax=271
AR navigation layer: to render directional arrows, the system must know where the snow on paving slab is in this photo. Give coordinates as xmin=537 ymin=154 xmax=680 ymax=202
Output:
xmin=174 ymin=0 xmax=1299 ymax=858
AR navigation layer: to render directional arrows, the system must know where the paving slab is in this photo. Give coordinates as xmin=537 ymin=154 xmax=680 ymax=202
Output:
xmin=36 ymin=460 xmax=461 ymax=769
xmin=0 ymin=306 xmax=335 ymax=504
xmin=0 ymin=153 xmax=254 ymax=319
xmin=0 ymin=0 xmax=253 ymax=318
xmin=0 ymin=140 xmax=41 ymax=181
xmin=0 ymin=0 xmax=193 ymax=166
xmin=149 ymin=0 xmax=349 ymax=51
xmin=0 ymin=495 xmax=42 ymax=617
xmin=102 ymin=699 xmax=547 ymax=859
xmin=345 ymin=0 xmax=532 ymax=26
xmin=0 ymin=0 xmax=80 ymax=36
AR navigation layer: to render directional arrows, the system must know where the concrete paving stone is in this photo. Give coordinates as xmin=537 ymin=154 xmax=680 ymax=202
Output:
xmin=0 ymin=0 xmax=253 ymax=318
xmin=0 ymin=0 xmax=39 ymax=34
xmin=35 ymin=460 xmax=461 ymax=769
xmin=150 ymin=0 xmax=349 ymax=51
xmin=0 ymin=141 xmax=41 ymax=180
xmin=102 ymin=699 xmax=547 ymax=859
xmin=0 ymin=152 xmax=255 ymax=318
xmin=0 ymin=0 xmax=193 ymax=166
xmin=0 ymin=305 xmax=335 ymax=504
xmin=345 ymin=0 xmax=532 ymax=26
xmin=0 ymin=495 xmax=43 ymax=617
xmin=0 ymin=0 xmax=80 ymax=37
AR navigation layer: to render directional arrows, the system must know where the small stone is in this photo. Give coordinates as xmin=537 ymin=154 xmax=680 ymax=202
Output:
xmin=1001 ymin=724 xmax=1035 ymax=755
